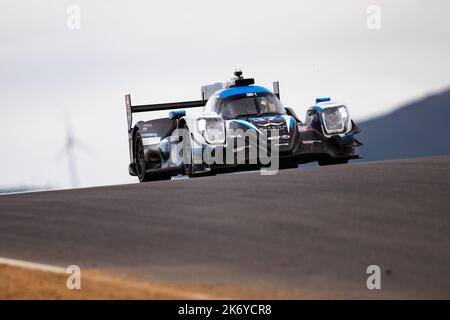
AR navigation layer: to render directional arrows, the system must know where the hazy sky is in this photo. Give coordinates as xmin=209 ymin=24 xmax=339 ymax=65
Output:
xmin=1 ymin=0 xmax=449 ymax=189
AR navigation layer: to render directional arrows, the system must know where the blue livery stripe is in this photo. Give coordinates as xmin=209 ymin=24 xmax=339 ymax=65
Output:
xmin=219 ymin=85 xmax=270 ymax=99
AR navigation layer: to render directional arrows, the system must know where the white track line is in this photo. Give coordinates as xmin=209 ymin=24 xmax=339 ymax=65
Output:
xmin=0 ymin=256 xmax=218 ymax=299
xmin=0 ymin=257 xmax=66 ymax=274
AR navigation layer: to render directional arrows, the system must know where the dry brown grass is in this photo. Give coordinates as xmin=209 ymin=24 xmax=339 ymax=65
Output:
xmin=0 ymin=265 xmax=321 ymax=299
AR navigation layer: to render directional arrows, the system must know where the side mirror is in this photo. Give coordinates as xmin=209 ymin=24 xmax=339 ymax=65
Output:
xmin=285 ymin=107 xmax=300 ymax=123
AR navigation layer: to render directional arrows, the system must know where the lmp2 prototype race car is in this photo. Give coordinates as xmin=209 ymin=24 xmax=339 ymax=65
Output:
xmin=125 ymin=71 xmax=362 ymax=182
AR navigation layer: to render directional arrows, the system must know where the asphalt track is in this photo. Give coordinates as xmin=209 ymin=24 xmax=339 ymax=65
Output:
xmin=1 ymin=156 xmax=450 ymax=298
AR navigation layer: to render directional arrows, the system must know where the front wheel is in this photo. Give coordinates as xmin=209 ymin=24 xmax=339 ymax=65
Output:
xmin=180 ymin=126 xmax=213 ymax=178
xmin=181 ymin=127 xmax=194 ymax=177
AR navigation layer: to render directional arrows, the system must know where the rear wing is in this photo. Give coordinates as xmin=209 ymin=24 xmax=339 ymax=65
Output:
xmin=125 ymin=94 xmax=206 ymax=132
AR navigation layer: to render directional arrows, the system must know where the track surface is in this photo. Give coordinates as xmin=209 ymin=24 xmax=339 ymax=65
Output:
xmin=1 ymin=156 xmax=450 ymax=298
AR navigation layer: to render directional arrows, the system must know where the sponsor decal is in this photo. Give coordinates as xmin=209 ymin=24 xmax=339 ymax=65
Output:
xmin=142 ymin=132 xmax=158 ymax=137
xmin=142 ymin=137 xmax=161 ymax=145
xmin=299 ymin=126 xmax=314 ymax=132
xmin=256 ymin=122 xmax=284 ymax=127
xmin=268 ymin=135 xmax=290 ymax=141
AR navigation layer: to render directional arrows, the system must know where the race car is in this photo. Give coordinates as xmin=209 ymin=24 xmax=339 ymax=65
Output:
xmin=125 ymin=71 xmax=362 ymax=182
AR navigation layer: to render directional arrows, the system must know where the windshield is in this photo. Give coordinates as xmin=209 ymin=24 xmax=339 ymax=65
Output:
xmin=219 ymin=92 xmax=286 ymax=119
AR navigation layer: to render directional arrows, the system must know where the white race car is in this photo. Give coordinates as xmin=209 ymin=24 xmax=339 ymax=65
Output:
xmin=125 ymin=71 xmax=362 ymax=182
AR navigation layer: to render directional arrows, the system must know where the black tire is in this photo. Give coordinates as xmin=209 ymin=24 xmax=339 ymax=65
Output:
xmin=318 ymin=158 xmax=349 ymax=166
xmin=134 ymin=134 xmax=171 ymax=182
xmin=181 ymin=127 xmax=194 ymax=177
xmin=180 ymin=125 xmax=217 ymax=178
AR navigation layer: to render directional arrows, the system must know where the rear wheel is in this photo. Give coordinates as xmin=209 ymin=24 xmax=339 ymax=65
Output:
xmin=318 ymin=158 xmax=349 ymax=166
xmin=135 ymin=134 xmax=171 ymax=182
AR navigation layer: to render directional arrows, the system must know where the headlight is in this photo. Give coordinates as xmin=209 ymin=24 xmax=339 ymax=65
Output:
xmin=321 ymin=105 xmax=349 ymax=134
xmin=197 ymin=118 xmax=225 ymax=144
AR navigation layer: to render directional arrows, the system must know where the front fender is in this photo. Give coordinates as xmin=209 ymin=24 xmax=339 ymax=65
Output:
xmin=182 ymin=115 xmax=226 ymax=146
xmin=181 ymin=117 xmax=207 ymax=146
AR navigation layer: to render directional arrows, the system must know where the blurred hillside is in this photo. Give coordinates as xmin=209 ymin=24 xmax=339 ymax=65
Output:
xmin=358 ymin=88 xmax=450 ymax=161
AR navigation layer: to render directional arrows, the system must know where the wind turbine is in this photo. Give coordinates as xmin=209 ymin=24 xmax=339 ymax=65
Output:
xmin=55 ymin=111 xmax=91 ymax=188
